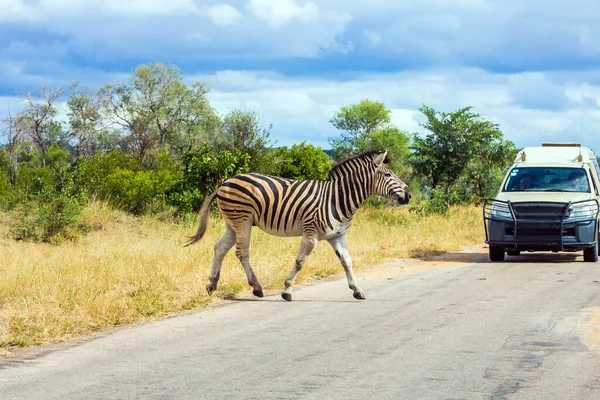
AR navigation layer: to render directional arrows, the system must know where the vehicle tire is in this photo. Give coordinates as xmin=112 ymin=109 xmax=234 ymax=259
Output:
xmin=507 ymin=250 xmax=521 ymax=256
xmin=583 ymin=241 xmax=599 ymax=262
xmin=489 ymin=246 xmax=505 ymax=262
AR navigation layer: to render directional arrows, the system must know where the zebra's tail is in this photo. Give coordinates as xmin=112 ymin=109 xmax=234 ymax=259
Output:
xmin=184 ymin=190 xmax=219 ymax=247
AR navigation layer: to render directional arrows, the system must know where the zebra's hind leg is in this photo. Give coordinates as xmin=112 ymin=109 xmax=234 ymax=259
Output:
xmin=327 ymin=234 xmax=365 ymax=300
xmin=232 ymin=220 xmax=265 ymax=298
xmin=206 ymin=223 xmax=236 ymax=296
xmin=282 ymin=234 xmax=318 ymax=301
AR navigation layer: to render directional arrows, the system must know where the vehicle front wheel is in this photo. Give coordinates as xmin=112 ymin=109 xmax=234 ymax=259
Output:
xmin=583 ymin=241 xmax=598 ymax=262
xmin=489 ymin=246 xmax=505 ymax=262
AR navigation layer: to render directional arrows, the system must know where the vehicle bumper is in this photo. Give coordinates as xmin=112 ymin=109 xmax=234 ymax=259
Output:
xmin=483 ymin=199 xmax=599 ymax=252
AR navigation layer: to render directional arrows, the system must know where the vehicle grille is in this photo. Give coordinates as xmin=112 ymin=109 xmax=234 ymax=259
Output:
xmin=510 ymin=202 xmax=569 ymax=222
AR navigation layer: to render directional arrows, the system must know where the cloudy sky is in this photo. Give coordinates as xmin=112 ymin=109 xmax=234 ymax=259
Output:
xmin=2 ymin=0 xmax=600 ymax=151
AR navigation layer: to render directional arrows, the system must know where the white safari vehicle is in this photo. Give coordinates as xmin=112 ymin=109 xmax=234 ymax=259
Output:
xmin=483 ymin=143 xmax=600 ymax=262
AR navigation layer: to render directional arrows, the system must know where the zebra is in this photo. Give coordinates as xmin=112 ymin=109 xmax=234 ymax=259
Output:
xmin=184 ymin=150 xmax=411 ymax=301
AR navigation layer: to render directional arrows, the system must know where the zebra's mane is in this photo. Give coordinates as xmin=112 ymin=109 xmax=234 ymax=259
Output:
xmin=327 ymin=150 xmax=390 ymax=179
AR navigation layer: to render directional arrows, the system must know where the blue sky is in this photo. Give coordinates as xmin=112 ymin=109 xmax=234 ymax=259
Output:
xmin=2 ymin=0 xmax=600 ymax=152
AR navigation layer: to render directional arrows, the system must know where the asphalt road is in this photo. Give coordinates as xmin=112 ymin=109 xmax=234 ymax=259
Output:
xmin=2 ymin=245 xmax=600 ymax=400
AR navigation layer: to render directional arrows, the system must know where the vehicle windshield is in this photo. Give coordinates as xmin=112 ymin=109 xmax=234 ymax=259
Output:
xmin=502 ymin=167 xmax=591 ymax=193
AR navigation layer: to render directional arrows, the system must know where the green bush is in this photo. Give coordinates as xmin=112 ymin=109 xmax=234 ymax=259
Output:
xmin=419 ymin=187 xmax=460 ymax=215
xmin=9 ymin=195 xmax=89 ymax=244
xmin=167 ymin=186 xmax=204 ymax=217
xmin=7 ymin=145 xmax=74 ymax=203
xmin=103 ymin=168 xmax=178 ymax=215
xmin=74 ymin=149 xmax=142 ymax=199
xmin=0 ymin=149 xmax=10 ymax=200
xmin=14 ymin=164 xmax=55 ymax=199
xmin=72 ymin=149 xmax=181 ymax=215
xmin=168 ymin=145 xmax=250 ymax=215
xmin=270 ymin=141 xmax=331 ymax=180
xmin=0 ymin=172 xmax=11 ymax=208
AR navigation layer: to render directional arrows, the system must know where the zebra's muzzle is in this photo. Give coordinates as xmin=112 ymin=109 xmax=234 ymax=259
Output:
xmin=396 ymin=186 xmax=411 ymax=205
xmin=396 ymin=193 xmax=410 ymax=205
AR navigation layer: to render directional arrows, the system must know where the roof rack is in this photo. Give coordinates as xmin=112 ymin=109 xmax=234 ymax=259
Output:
xmin=542 ymin=143 xmax=581 ymax=147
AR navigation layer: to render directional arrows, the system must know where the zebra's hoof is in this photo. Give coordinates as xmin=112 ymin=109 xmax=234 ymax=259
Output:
xmin=253 ymin=289 xmax=264 ymax=298
xmin=206 ymin=284 xmax=215 ymax=296
xmin=353 ymin=292 xmax=366 ymax=300
xmin=281 ymin=292 xmax=292 ymax=302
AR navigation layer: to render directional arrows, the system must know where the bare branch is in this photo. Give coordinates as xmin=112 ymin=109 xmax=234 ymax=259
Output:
xmin=18 ymin=85 xmax=65 ymax=155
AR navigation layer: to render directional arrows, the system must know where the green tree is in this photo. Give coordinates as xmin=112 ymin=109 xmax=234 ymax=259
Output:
xmin=459 ymin=134 xmax=518 ymax=201
xmin=216 ymin=108 xmax=275 ymax=173
xmin=410 ymin=104 xmax=515 ymax=203
xmin=328 ymin=99 xmax=393 ymax=160
xmin=0 ymin=148 xmax=11 ymax=204
xmin=1 ymin=110 xmax=26 ymax=188
xmin=67 ymin=81 xmax=121 ymax=157
xmin=15 ymin=86 xmax=68 ymax=157
xmin=328 ymin=99 xmax=411 ymax=182
xmin=362 ymin=126 xmax=412 ymax=179
xmin=99 ymin=62 xmax=215 ymax=162
xmin=270 ymin=141 xmax=332 ymax=180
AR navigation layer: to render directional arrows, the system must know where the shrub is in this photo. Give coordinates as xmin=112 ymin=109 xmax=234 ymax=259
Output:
xmin=0 ymin=171 xmax=11 ymax=208
xmin=74 ymin=149 xmax=142 ymax=199
xmin=73 ymin=149 xmax=180 ymax=215
xmin=8 ymin=195 xmax=89 ymax=244
xmin=420 ymin=187 xmax=460 ymax=216
xmin=103 ymin=168 xmax=179 ymax=215
xmin=269 ymin=141 xmax=331 ymax=180
xmin=168 ymin=145 xmax=250 ymax=215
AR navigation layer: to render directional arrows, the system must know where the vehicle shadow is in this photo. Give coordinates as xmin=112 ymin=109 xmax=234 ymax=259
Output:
xmin=413 ymin=250 xmax=489 ymax=264
xmin=414 ymin=246 xmax=582 ymax=264
xmin=492 ymin=252 xmax=581 ymax=263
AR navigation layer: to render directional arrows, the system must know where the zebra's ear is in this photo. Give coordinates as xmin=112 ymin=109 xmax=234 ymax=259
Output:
xmin=373 ymin=151 xmax=388 ymax=167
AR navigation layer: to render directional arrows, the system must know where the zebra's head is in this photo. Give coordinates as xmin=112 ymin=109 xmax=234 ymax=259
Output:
xmin=372 ymin=151 xmax=411 ymax=205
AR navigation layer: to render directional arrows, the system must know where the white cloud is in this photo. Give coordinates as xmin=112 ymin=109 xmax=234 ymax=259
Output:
xmin=248 ymin=0 xmax=319 ymax=27
xmin=204 ymin=4 xmax=242 ymax=26
xmin=194 ymin=68 xmax=600 ymax=150
xmin=0 ymin=0 xmax=42 ymax=21
xmin=390 ymin=109 xmax=420 ymax=133
xmin=241 ymin=0 xmax=352 ymax=55
xmin=36 ymin=0 xmax=98 ymax=17
xmin=185 ymin=32 xmax=209 ymax=43
xmin=363 ymin=30 xmax=382 ymax=49
xmin=103 ymin=0 xmax=199 ymax=16
xmin=4 ymin=0 xmax=600 ymax=153
xmin=506 ymin=72 xmax=567 ymax=110
xmin=0 ymin=1 xmax=353 ymax=60
xmin=0 ymin=96 xmax=25 ymax=118
xmin=566 ymin=83 xmax=600 ymax=107
xmin=1 ymin=0 xmax=202 ymax=19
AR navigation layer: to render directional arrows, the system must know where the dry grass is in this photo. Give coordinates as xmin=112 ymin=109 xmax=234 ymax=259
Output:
xmin=0 ymin=202 xmax=484 ymax=353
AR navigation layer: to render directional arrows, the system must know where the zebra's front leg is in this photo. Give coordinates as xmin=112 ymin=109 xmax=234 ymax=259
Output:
xmin=282 ymin=234 xmax=318 ymax=301
xmin=327 ymin=234 xmax=365 ymax=300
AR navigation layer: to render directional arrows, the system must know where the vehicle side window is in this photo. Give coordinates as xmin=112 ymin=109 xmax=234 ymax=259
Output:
xmin=593 ymin=159 xmax=600 ymax=194
xmin=594 ymin=158 xmax=600 ymax=176
xmin=590 ymin=170 xmax=600 ymax=196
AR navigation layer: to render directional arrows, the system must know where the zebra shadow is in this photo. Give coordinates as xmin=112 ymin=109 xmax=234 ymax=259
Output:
xmin=224 ymin=296 xmax=362 ymax=304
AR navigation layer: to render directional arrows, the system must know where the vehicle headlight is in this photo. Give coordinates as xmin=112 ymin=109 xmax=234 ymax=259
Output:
xmin=488 ymin=201 xmax=512 ymax=221
xmin=566 ymin=202 xmax=599 ymax=221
